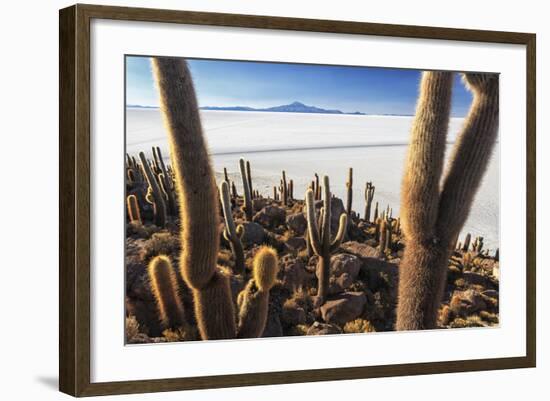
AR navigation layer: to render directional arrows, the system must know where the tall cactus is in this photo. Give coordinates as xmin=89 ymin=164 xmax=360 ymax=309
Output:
xmin=305 ymin=176 xmax=348 ymax=305
xmin=147 ymin=255 xmax=185 ymax=330
xmin=237 ymin=246 xmax=279 ymax=338
xmin=139 ymin=151 xmax=166 ymax=227
xmin=364 ymin=182 xmax=375 ymax=223
xmin=397 ymin=71 xmax=499 ymax=330
xmin=219 ymin=181 xmax=245 ymax=275
xmin=239 ymin=158 xmax=253 ymax=221
xmin=152 ymin=57 xmax=278 ymax=340
xmin=152 ymin=57 xmax=235 ymax=339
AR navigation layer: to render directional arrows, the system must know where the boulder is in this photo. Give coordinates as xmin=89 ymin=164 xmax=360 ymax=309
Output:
xmin=320 ymin=292 xmax=367 ymax=326
xmin=241 ymin=222 xmax=266 ymax=246
xmin=280 ymin=256 xmax=307 ymax=291
xmin=285 ymin=236 xmax=306 ymax=252
xmin=320 ymin=253 xmax=361 ymax=295
xmin=286 ymin=212 xmax=307 ymax=235
xmin=253 ymin=205 xmax=286 ymax=228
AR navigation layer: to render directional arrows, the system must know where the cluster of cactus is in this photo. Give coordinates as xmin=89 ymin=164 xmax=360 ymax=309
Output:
xmin=376 ymin=207 xmax=398 ymax=256
xmin=125 ymin=146 xmax=179 ymax=228
xmin=305 ymin=175 xmax=348 ymax=305
xmin=397 ymin=71 xmax=499 ymax=330
xmin=149 ymin=57 xmax=280 ymax=340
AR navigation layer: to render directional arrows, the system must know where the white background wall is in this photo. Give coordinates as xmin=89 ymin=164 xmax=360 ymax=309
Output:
xmin=0 ymin=0 xmax=545 ymax=399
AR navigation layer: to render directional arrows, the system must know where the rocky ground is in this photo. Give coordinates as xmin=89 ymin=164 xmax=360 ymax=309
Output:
xmin=125 ymin=192 xmax=499 ymax=344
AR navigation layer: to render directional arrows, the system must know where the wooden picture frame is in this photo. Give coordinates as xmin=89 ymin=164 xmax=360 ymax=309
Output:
xmin=59 ymin=3 xmax=536 ymax=397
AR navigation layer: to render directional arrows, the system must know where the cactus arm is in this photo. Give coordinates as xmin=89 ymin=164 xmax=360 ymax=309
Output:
xmin=400 ymin=72 xmax=453 ymax=243
xmin=305 ymin=189 xmax=323 ymax=256
xmin=436 ymin=73 xmax=499 ymax=245
xmin=330 ymin=213 xmax=348 ymax=252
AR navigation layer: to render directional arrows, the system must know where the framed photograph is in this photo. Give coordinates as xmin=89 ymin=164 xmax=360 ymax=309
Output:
xmin=59 ymin=4 xmax=536 ymax=397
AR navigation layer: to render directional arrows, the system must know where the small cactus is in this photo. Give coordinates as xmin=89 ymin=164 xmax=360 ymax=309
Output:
xmin=126 ymin=194 xmax=142 ymax=224
xmin=239 ymin=158 xmax=253 ymax=221
xmin=462 ymin=233 xmax=472 ymax=252
xmin=237 ymin=246 xmax=279 ymax=338
xmin=345 ymin=167 xmax=353 ymax=216
xmin=148 ymin=255 xmax=185 ymax=329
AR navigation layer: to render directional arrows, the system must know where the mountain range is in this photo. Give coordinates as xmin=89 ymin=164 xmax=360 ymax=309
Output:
xmin=200 ymin=101 xmax=365 ymax=115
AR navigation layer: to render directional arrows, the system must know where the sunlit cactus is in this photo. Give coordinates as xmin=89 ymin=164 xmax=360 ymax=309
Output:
xmin=397 ymin=71 xmax=499 ymax=330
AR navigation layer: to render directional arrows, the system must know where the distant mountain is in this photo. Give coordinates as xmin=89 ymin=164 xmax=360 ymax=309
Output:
xmin=201 ymin=101 xmax=365 ymax=115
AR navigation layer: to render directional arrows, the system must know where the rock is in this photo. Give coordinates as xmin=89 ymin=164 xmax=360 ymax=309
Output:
xmin=341 ymin=241 xmax=379 ymax=259
xmin=306 ymin=321 xmax=342 ymax=335
xmin=252 ymin=198 xmax=268 ymax=212
xmin=462 ymin=271 xmax=493 ymax=288
xmin=253 ymin=205 xmax=287 ymax=228
xmin=320 ymin=292 xmax=367 ymax=326
xmin=285 ymin=236 xmax=306 ymax=251
xmin=340 ymin=242 xmax=398 ymax=290
xmin=241 ymin=222 xmax=266 ymax=246
xmin=286 ymin=212 xmax=307 ymax=235
xmin=449 ymin=289 xmax=487 ymax=317
xmin=323 ymin=253 xmax=361 ymax=294
xmin=281 ymin=256 xmax=307 ymax=291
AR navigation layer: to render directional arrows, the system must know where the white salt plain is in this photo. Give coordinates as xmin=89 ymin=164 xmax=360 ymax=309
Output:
xmin=126 ymin=108 xmax=500 ymax=251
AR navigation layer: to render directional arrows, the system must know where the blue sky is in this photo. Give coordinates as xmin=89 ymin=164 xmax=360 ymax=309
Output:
xmin=126 ymin=56 xmax=472 ymax=117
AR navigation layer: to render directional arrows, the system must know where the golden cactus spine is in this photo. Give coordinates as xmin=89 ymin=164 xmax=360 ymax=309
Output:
xmin=397 ymin=71 xmax=499 ymax=330
xmin=220 ymin=181 xmax=245 ymax=275
xmin=139 ymin=151 xmax=167 ymax=227
xmin=239 ymin=158 xmax=253 ymax=221
xmin=237 ymin=246 xmax=279 ymax=338
xmin=305 ymin=176 xmax=348 ymax=304
xmin=126 ymin=194 xmax=142 ymax=224
xmin=147 ymin=255 xmax=185 ymax=329
xmin=152 ymin=57 xmax=236 ymax=340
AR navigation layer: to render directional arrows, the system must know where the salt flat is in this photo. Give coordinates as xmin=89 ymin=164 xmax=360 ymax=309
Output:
xmin=127 ymin=108 xmax=500 ymax=250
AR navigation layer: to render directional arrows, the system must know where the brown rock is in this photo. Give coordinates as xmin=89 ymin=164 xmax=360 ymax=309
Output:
xmin=253 ymin=205 xmax=286 ymax=228
xmin=286 ymin=212 xmax=307 ymax=235
xmin=320 ymin=292 xmax=367 ymax=326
